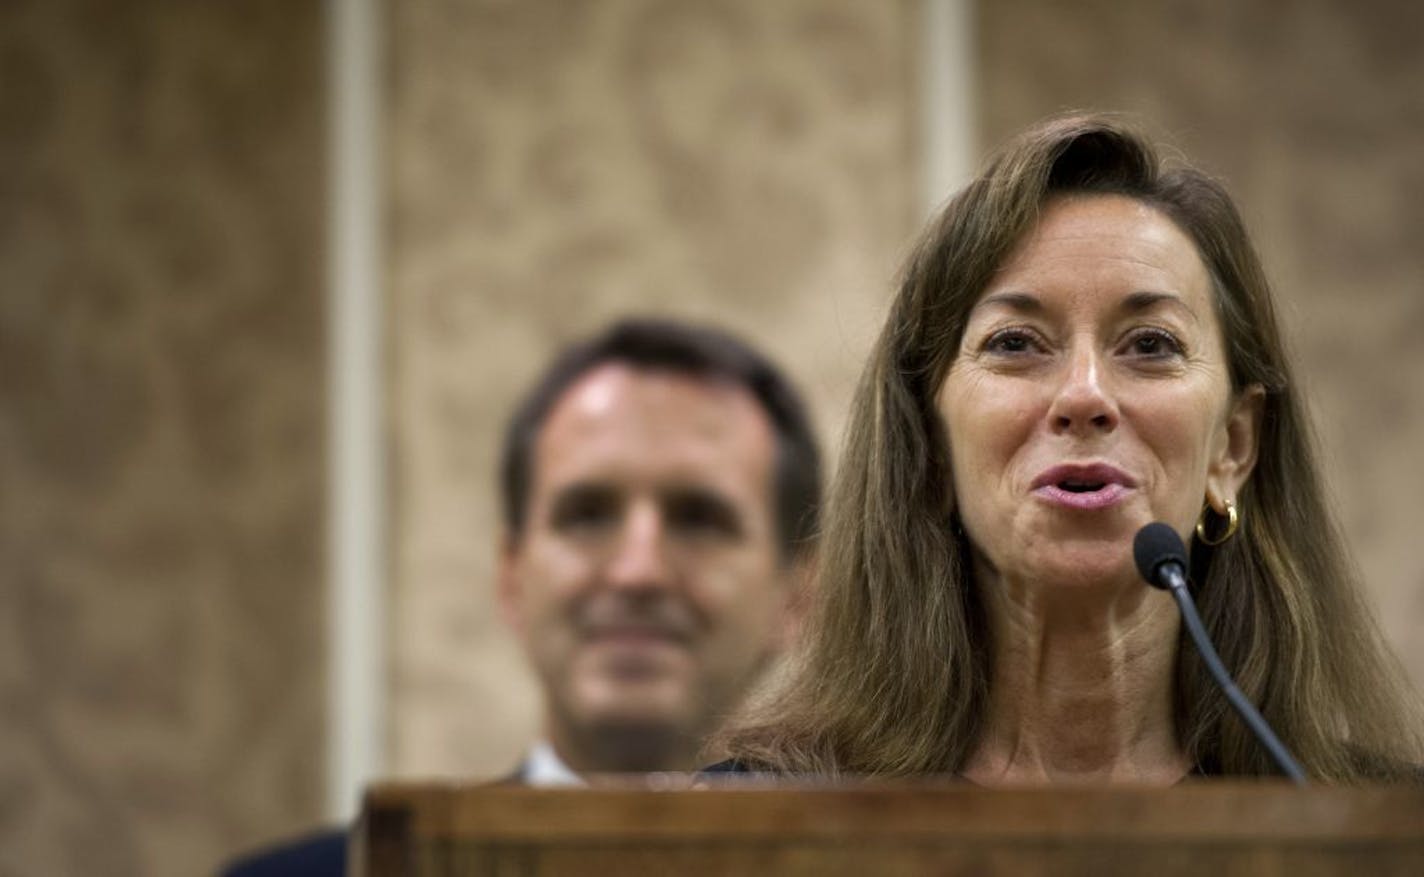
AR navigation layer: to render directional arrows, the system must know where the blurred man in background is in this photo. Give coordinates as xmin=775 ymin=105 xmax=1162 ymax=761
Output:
xmin=224 ymin=317 xmax=821 ymax=874
xmin=496 ymin=317 xmax=821 ymax=781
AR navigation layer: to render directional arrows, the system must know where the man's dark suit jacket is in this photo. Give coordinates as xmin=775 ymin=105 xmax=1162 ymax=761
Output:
xmin=221 ymin=829 xmax=346 ymax=877
xmin=219 ymin=765 xmax=528 ymax=876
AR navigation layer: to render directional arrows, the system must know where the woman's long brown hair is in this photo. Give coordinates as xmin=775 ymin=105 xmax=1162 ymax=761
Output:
xmin=716 ymin=113 xmax=1424 ymax=781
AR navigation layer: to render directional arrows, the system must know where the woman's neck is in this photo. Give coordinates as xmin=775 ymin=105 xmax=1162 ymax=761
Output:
xmin=963 ymin=566 xmax=1191 ymax=786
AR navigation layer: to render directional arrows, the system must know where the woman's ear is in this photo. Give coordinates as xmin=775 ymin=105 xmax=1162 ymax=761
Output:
xmin=1206 ymin=384 xmax=1266 ymax=509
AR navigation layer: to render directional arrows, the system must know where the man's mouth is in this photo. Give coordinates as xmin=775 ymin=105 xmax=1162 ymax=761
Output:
xmin=576 ymin=597 xmax=699 ymax=647
xmin=584 ymin=624 xmax=685 ymax=645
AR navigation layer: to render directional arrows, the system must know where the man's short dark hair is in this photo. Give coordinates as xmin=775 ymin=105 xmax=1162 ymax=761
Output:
xmin=500 ymin=318 xmax=821 ymax=562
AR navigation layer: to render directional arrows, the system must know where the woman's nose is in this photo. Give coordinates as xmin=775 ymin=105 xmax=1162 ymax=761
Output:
xmin=605 ymin=501 xmax=674 ymax=592
xmin=1047 ymin=346 xmax=1120 ymax=435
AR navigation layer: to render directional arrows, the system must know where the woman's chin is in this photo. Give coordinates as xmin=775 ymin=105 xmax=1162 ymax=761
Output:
xmin=1009 ymin=543 xmax=1138 ymax=592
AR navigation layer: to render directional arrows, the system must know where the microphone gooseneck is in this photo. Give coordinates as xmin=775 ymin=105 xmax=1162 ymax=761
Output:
xmin=1132 ymin=523 xmax=1308 ymax=785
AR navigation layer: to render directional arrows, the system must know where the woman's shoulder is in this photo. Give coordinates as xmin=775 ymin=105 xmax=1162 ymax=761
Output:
xmin=1342 ymin=747 xmax=1424 ymax=784
xmin=696 ymin=758 xmax=820 ymax=784
xmin=699 ymin=758 xmax=759 ymax=775
xmin=1375 ymin=761 xmax=1424 ymax=784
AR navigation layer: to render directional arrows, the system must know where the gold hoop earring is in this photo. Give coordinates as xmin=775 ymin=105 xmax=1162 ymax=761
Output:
xmin=1195 ymin=499 xmax=1239 ymax=546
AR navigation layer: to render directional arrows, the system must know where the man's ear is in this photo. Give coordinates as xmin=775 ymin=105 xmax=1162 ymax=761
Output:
xmin=1207 ymin=383 xmax=1266 ymax=510
xmin=496 ymin=530 xmax=525 ymax=634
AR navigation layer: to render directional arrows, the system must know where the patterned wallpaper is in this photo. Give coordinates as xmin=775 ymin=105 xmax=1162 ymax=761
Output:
xmin=979 ymin=0 xmax=1424 ymax=691
xmin=12 ymin=2 xmax=1418 ymax=874
xmin=386 ymin=0 xmax=920 ymax=778
xmin=0 ymin=2 xmax=325 ymax=875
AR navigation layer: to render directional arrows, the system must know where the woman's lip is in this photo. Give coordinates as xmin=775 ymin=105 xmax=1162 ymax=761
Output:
xmin=1033 ymin=482 xmax=1133 ymax=510
xmin=1030 ymin=463 xmax=1138 ymax=490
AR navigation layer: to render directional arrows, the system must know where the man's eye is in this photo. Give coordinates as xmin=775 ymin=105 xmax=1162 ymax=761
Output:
xmin=550 ymin=493 xmax=618 ymax=531
xmin=666 ymin=495 xmax=739 ymax=538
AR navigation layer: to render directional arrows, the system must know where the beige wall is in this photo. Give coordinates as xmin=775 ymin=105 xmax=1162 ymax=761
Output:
xmin=0 ymin=2 xmax=325 ymax=875
xmin=7 ymin=2 xmax=1422 ymax=875
xmin=386 ymin=0 xmax=921 ymax=779
xmin=979 ymin=0 xmax=1424 ymax=697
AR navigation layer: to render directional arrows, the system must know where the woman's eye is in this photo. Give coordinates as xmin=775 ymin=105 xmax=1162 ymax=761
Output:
xmin=984 ymin=329 xmax=1040 ymax=355
xmin=1125 ymin=329 xmax=1184 ymax=358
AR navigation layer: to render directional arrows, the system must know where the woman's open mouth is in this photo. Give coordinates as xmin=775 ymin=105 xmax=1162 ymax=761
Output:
xmin=1031 ymin=463 xmax=1136 ymax=510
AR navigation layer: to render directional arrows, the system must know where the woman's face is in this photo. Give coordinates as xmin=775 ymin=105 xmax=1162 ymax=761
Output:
xmin=937 ymin=194 xmax=1262 ymax=591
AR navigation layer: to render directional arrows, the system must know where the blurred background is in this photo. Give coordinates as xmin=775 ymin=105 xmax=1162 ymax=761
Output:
xmin=3 ymin=1 xmax=1421 ymax=874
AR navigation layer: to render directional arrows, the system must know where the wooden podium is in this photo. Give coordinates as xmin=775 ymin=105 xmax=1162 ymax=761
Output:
xmin=356 ymin=779 xmax=1424 ymax=875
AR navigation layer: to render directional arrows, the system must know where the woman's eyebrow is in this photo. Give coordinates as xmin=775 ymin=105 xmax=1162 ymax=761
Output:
xmin=972 ymin=291 xmax=1043 ymax=314
xmin=970 ymin=290 xmax=1199 ymax=323
xmin=1120 ymin=290 xmax=1199 ymax=324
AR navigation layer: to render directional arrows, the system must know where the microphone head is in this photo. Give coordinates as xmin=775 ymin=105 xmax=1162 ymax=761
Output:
xmin=1133 ymin=522 xmax=1188 ymax=590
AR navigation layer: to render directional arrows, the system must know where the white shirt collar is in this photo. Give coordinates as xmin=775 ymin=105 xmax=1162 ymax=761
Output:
xmin=523 ymin=741 xmax=586 ymax=787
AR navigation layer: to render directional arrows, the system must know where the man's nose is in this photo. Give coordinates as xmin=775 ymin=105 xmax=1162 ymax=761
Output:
xmin=605 ymin=501 xmax=674 ymax=591
xmin=1047 ymin=345 xmax=1120 ymax=435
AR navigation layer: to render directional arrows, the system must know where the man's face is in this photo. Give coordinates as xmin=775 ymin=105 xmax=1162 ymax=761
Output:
xmin=499 ymin=363 xmax=796 ymax=766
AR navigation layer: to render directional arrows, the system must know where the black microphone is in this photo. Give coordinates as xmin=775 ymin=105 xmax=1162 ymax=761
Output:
xmin=1133 ymin=523 xmax=1307 ymax=785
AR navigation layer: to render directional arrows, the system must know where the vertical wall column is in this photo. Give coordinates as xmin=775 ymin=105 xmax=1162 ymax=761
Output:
xmin=328 ymin=0 xmax=387 ymax=820
xmin=921 ymin=0 xmax=976 ymax=214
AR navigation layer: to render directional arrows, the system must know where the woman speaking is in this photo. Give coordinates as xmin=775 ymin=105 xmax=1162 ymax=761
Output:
xmin=715 ymin=114 xmax=1423 ymax=783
